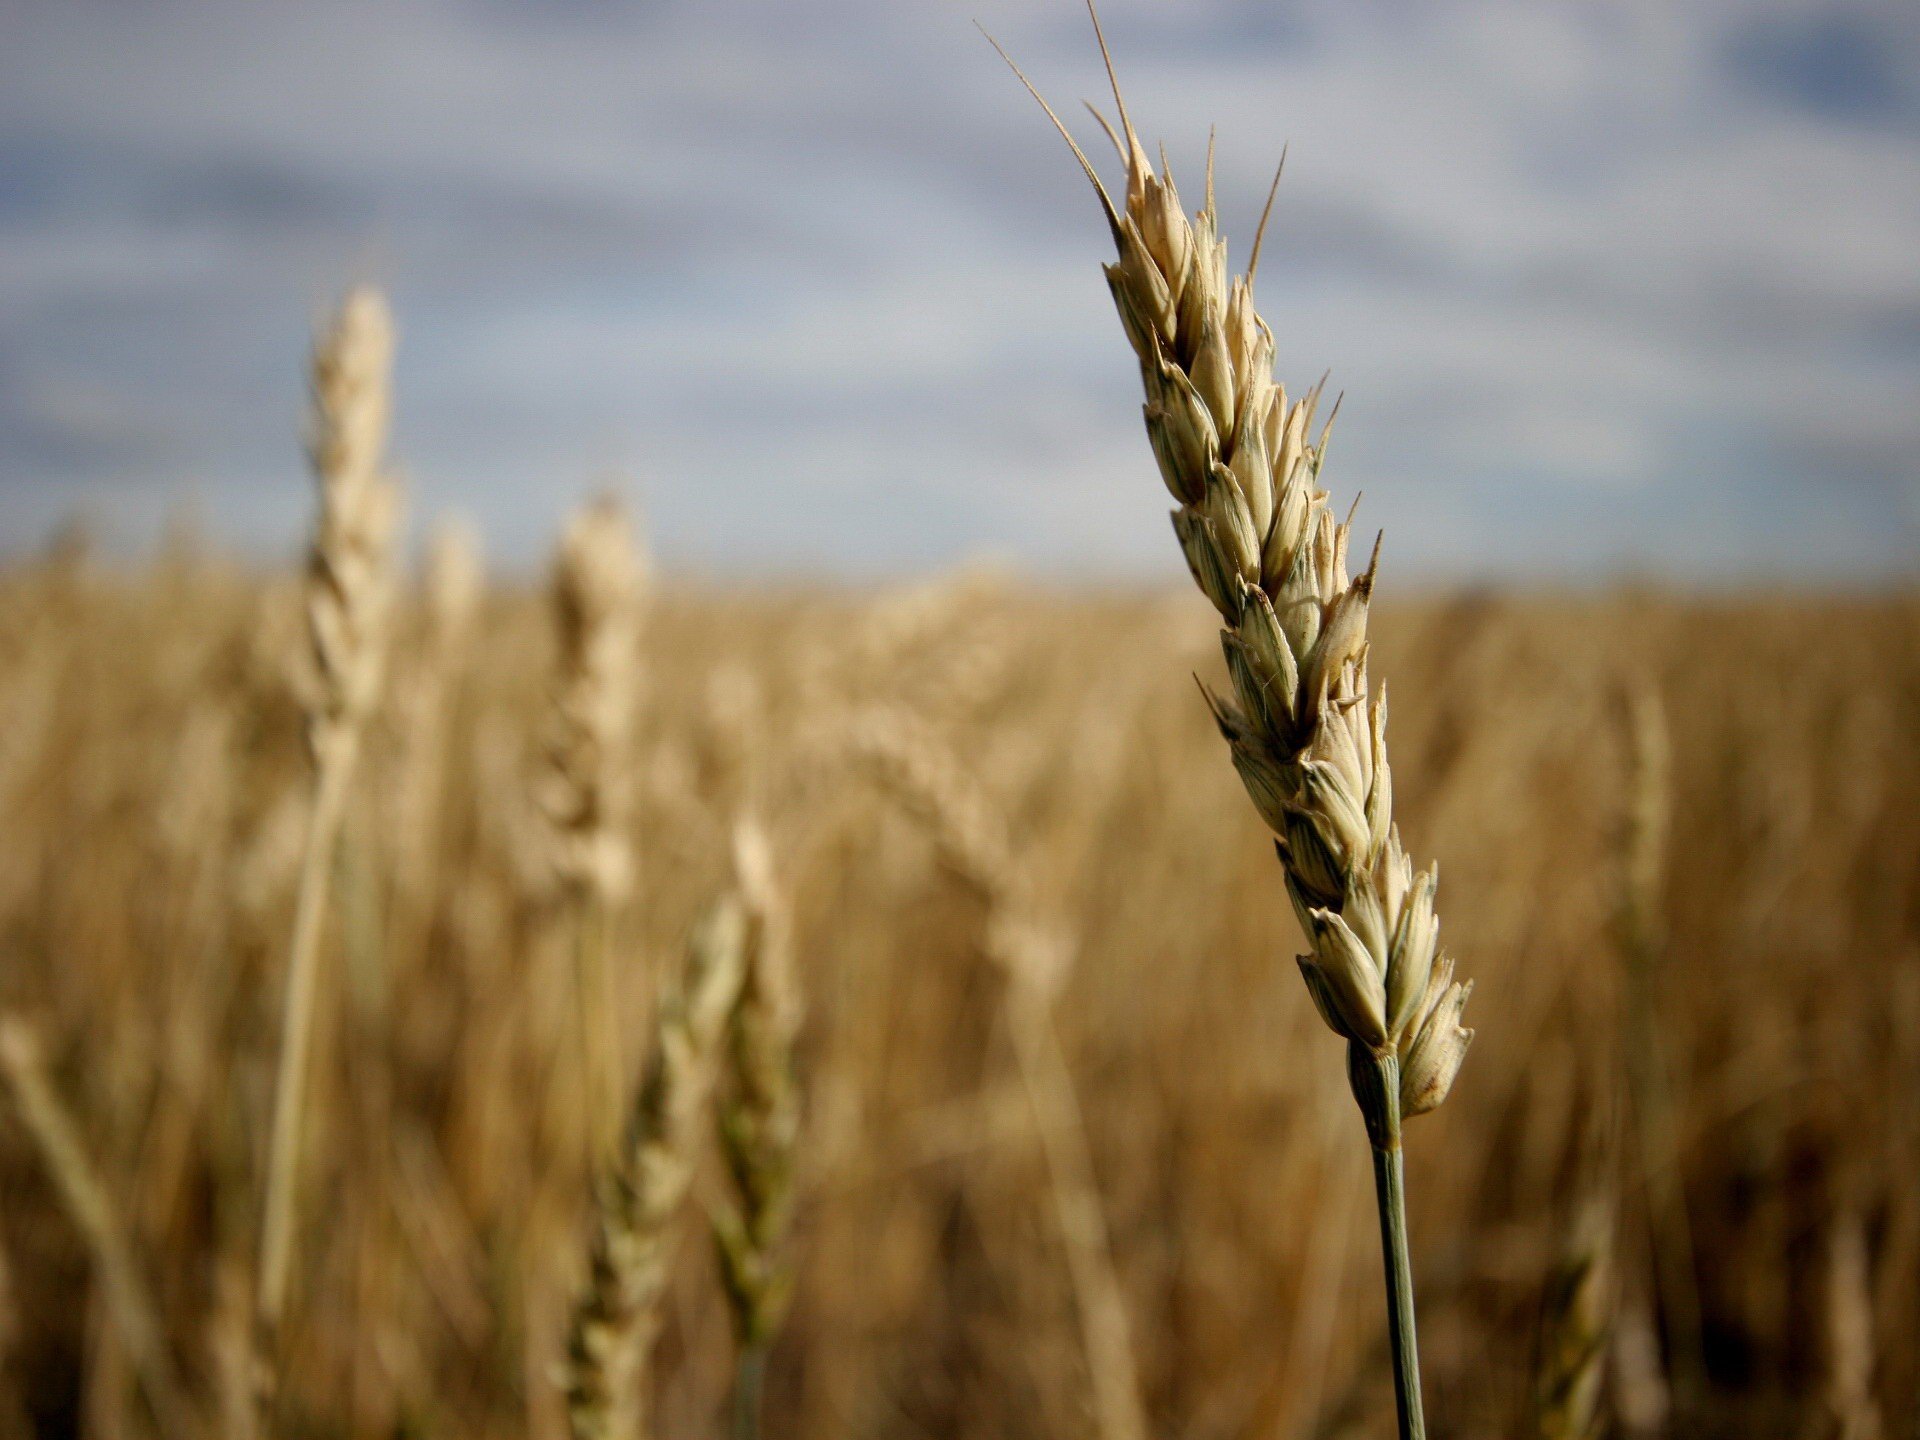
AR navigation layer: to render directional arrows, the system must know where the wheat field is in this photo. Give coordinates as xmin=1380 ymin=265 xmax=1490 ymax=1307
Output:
xmin=0 ymin=526 xmax=1914 ymax=1437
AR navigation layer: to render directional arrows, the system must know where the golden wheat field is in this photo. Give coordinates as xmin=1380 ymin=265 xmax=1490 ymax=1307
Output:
xmin=1 ymin=526 xmax=1915 ymax=1438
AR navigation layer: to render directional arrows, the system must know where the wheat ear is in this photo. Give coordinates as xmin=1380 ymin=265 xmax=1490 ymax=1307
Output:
xmin=256 ymin=286 xmax=402 ymax=1397
xmin=847 ymin=707 xmax=1149 ymax=1440
xmin=564 ymin=895 xmax=750 ymax=1440
xmin=711 ymin=820 xmax=801 ymax=1440
xmin=544 ymin=495 xmax=645 ymax=1157
xmin=994 ymin=16 xmax=1471 ymax=1435
xmin=0 ymin=1016 xmax=194 ymax=1436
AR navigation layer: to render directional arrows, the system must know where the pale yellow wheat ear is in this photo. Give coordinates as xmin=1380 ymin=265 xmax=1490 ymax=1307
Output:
xmin=299 ymin=286 xmax=403 ymax=767
xmin=546 ymin=494 xmax=644 ymax=908
xmin=563 ymin=894 xmax=750 ymax=1440
xmin=844 ymin=706 xmax=1148 ymax=1440
xmin=996 ymin=13 xmax=1468 ymax=1436
xmin=711 ymin=817 xmax=801 ymax=1440
xmin=0 ymin=1016 xmax=193 ymax=1437
xmin=544 ymin=493 xmax=647 ymax=1156
xmin=256 ymin=284 xmax=403 ymax=1421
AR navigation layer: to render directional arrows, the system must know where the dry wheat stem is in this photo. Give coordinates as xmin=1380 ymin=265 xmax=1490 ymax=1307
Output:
xmin=846 ymin=707 xmax=1149 ymax=1440
xmin=257 ymin=287 xmax=402 ymax=1392
xmin=1613 ymin=682 xmax=1704 ymax=1399
xmin=1824 ymin=1212 xmax=1884 ymax=1440
xmin=564 ymin=893 xmax=750 ymax=1440
xmin=1534 ymin=1197 xmax=1613 ymax=1440
xmin=711 ymin=820 xmax=801 ymax=1440
xmin=994 ymin=13 xmax=1473 ymax=1435
xmin=0 ymin=1016 xmax=194 ymax=1437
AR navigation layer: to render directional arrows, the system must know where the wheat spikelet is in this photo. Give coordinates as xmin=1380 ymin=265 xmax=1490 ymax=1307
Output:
xmin=0 ymin=1015 xmax=193 ymax=1437
xmin=257 ymin=287 xmax=403 ymax=1403
xmin=993 ymin=16 xmax=1467 ymax=1433
xmin=712 ymin=820 xmax=801 ymax=1440
xmin=993 ymin=18 xmax=1468 ymax=1131
xmin=564 ymin=895 xmax=750 ymax=1440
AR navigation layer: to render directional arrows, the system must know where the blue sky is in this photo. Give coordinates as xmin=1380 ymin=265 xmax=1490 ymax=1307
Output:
xmin=2 ymin=0 xmax=1917 ymax=581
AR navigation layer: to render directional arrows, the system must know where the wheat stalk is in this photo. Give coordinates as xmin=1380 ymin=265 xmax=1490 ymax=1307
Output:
xmin=1613 ymin=681 xmax=1704 ymax=1403
xmin=0 ymin=1015 xmax=193 ymax=1437
xmin=992 ymin=15 xmax=1471 ymax=1434
xmin=711 ymin=819 xmax=801 ymax=1440
xmin=1823 ymin=1210 xmax=1884 ymax=1440
xmin=256 ymin=286 xmax=402 ymax=1408
xmin=1534 ymin=1197 xmax=1613 ymax=1440
xmin=564 ymin=893 xmax=750 ymax=1440
xmin=846 ymin=706 xmax=1149 ymax=1440
xmin=543 ymin=495 xmax=645 ymax=1157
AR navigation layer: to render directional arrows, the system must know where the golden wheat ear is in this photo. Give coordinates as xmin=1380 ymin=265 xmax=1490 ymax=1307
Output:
xmin=1006 ymin=15 xmax=1471 ymax=1435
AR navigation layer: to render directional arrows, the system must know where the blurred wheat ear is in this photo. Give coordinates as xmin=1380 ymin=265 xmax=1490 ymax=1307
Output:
xmin=543 ymin=493 xmax=647 ymax=1161
xmin=565 ymin=891 xmax=750 ymax=1440
xmin=711 ymin=819 xmax=802 ymax=1440
xmin=253 ymin=286 xmax=403 ymax=1426
xmin=990 ymin=8 xmax=1472 ymax=1435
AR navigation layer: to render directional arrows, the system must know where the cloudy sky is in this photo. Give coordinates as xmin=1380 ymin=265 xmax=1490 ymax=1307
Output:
xmin=3 ymin=0 xmax=1917 ymax=582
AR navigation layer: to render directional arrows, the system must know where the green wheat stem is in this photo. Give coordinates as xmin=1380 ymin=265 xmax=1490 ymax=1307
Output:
xmin=1359 ymin=1050 xmax=1427 ymax=1440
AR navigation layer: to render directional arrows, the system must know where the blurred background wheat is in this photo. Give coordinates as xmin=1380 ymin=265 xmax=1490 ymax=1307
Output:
xmin=0 ymin=518 xmax=1914 ymax=1436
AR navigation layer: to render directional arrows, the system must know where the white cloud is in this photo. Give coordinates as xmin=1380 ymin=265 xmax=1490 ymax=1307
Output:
xmin=1 ymin=0 xmax=1915 ymax=579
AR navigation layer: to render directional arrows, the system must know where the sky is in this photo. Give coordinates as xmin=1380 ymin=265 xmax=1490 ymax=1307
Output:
xmin=2 ymin=0 xmax=1917 ymax=583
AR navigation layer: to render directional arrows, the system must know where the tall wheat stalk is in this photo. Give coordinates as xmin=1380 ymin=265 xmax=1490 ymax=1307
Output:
xmin=992 ymin=15 xmax=1473 ymax=1435
xmin=256 ymin=286 xmax=402 ymax=1406
xmin=1613 ymin=682 xmax=1702 ymax=1406
xmin=1823 ymin=1210 xmax=1884 ymax=1440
